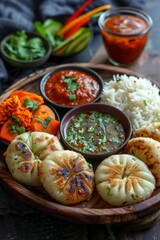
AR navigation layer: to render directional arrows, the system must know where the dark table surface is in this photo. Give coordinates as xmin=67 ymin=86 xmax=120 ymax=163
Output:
xmin=0 ymin=1 xmax=160 ymax=239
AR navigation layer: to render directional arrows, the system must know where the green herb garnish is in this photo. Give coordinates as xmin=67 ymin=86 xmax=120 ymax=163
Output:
xmin=36 ymin=116 xmax=52 ymax=128
xmin=143 ymin=100 xmax=147 ymax=106
xmin=9 ymin=116 xmax=25 ymax=135
xmin=64 ymin=76 xmax=79 ymax=91
xmin=106 ymin=186 xmax=112 ymax=196
xmin=64 ymin=76 xmax=79 ymax=101
xmin=69 ymin=94 xmax=76 ymax=101
xmin=23 ymin=98 xmax=39 ymax=112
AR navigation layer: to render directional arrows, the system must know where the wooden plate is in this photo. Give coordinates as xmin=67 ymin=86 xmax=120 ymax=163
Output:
xmin=0 ymin=63 xmax=160 ymax=229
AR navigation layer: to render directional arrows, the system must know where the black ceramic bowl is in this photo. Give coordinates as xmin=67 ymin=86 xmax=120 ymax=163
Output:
xmin=40 ymin=65 xmax=104 ymax=112
xmin=0 ymin=32 xmax=52 ymax=68
xmin=60 ymin=103 xmax=132 ymax=162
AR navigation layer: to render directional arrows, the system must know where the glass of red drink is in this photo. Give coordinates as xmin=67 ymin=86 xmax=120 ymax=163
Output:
xmin=98 ymin=7 xmax=153 ymax=66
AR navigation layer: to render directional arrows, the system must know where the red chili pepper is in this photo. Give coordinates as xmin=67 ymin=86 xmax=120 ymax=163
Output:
xmin=64 ymin=0 xmax=93 ymax=26
xmin=64 ymin=17 xmax=90 ymax=39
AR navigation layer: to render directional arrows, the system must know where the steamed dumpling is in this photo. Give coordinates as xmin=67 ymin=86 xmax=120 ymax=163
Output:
xmin=40 ymin=150 xmax=95 ymax=205
xmin=125 ymin=137 xmax=160 ymax=186
xmin=95 ymin=154 xmax=155 ymax=207
xmin=5 ymin=132 xmax=63 ymax=186
xmin=134 ymin=122 xmax=160 ymax=141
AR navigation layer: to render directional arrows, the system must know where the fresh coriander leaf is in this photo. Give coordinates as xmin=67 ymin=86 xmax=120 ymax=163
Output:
xmin=43 ymin=116 xmax=52 ymax=128
xmin=64 ymin=76 xmax=79 ymax=92
xmin=36 ymin=116 xmax=44 ymax=124
xmin=69 ymin=94 xmax=76 ymax=101
xmin=28 ymin=37 xmax=44 ymax=48
xmin=36 ymin=116 xmax=52 ymax=128
xmin=4 ymin=31 xmax=47 ymax=61
xmin=143 ymin=100 xmax=147 ymax=106
xmin=11 ymin=116 xmax=21 ymax=124
xmin=8 ymin=123 xmax=25 ymax=135
xmin=23 ymin=98 xmax=39 ymax=112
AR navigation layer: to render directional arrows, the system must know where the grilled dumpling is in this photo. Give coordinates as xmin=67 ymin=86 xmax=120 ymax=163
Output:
xmin=5 ymin=132 xmax=63 ymax=186
xmin=133 ymin=122 xmax=160 ymax=142
xmin=39 ymin=150 xmax=95 ymax=205
xmin=95 ymin=154 xmax=155 ymax=207
xmin=125 ymin=137 xmax=160 ymax=186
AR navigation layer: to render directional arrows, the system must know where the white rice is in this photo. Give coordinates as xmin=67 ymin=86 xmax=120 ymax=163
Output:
xmin=101 ymin=74 xmax=160 ymax=131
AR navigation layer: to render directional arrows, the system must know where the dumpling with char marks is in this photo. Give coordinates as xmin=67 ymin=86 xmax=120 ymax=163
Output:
xmin=39 ymin=150 xmax=95 ymax=205
xmin=95 ymin=154 xmax=155 ymax=206
xmin=133 ymin=122 xmax=160 ymax=142
xmin=4 ymin=132 xmax=63 ymax=186
xmin=124 ymin=137 xmax=160 ymax=186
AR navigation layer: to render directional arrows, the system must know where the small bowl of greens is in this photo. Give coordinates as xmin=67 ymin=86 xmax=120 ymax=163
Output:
xmin=0 ymin=31 xmax=52 ymax=68
xmin=34 ymin=15 xmax=93 ymax=59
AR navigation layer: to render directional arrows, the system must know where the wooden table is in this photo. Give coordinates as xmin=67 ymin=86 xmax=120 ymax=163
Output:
xmin=90 ymin=44 xmax=160 ymax=84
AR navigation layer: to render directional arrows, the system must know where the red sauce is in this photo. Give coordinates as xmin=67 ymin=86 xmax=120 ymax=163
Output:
xmin=101 ymin=15 xmax=149 ymax=65
xmin=45 ymin=69 xmax=100 ymax=106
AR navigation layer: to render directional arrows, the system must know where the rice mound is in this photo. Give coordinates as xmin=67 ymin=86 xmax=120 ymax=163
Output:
xmin=101 ymin=74 xmax=160 ymax=131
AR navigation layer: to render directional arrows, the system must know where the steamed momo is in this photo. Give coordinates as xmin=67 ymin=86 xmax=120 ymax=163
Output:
xmin=39 ymin=150 xmax=95 ymax=205
xmin=134 ymin=122 xmax=160 ymax=141
xmin=95 ymin=154 xmax=155 ymax=207
xmin=5 ymin=132 xmax=63 ymax=186
xmin=125 ymin=137 xmax=160 ymax=186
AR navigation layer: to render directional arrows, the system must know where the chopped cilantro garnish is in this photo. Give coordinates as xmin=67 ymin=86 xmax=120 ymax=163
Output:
xmin=36 ymin=116 xmax=52 ymax=128
xmin=64 ymin=76 xmax=79 ymax=101
xmin=143 ymin=100 xmax=147 ymax=106
xmin=23 ymin=98 xmax=39 ymax=112
xmin=9 ymin=116 xmax=25 ymax=134
xmin=69 ymin=94 xmax=76 ymax=101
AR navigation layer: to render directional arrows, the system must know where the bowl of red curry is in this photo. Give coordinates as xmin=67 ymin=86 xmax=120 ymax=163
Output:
xmin=40 ymin=65 xmax=104 ymax=111
xmin=60 ymin=103 xmax=132 ymax=162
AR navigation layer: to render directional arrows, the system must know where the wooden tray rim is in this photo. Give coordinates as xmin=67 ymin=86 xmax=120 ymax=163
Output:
xmin=0 ymin=62 xmax=160 ymax=225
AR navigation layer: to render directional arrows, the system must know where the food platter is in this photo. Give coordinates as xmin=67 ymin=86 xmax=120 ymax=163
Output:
xmin=0 ymin=63 xmax=160 ymax=229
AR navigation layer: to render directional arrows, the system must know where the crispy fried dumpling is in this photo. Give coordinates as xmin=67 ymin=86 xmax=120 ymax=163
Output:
xmin=40 ymin=150 xmax=95 ymax=205
xmin=133 ymin=122 xmax=160 ymax=142
xmin=124 ymin=137 xmax=160 ymax=186
xmin=5 ymin=132 xmax=63 ymax=186
xmin=95 ymin=154 xmax=155 ymax=207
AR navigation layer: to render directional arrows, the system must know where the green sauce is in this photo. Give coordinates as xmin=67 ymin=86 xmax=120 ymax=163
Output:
xmin=65 ymin=110 xmax=125 ymax=154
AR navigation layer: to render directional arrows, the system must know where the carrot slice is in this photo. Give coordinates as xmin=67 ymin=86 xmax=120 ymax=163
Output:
xmin=0 ymin=119 xmax=18 ymax=143
xmin=10 ymin=90 xmax=44 ymax=106
xmin=30 ymin=118 xmax=60 ymax=135
xmin=30 ymin=104 xmax=59 ymax=135
xmin=32 ymin=105 xmax=56 ymax=119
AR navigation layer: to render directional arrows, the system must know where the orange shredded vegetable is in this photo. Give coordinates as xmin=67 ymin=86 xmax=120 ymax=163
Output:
xmin=0 ymin=90 xmax=60 ymax=143
xmin=0 ymin=95 xmax=20 ymax=124
xmin=12 ymin=107 xmax=32 ymax=130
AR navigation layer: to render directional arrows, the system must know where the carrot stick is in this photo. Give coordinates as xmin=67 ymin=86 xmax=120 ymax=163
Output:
xmin=64 ymin=0 xmax=93 ymax=25
xmin=0 ymin=119 xmax=18 ymax=143
xmin=32 ymin=105 xmax=56 ymax=119
xmin=58 ymin=5 xmax=111 ymax=36
xmin=64 ymin=17 xmax=90 ymax=39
